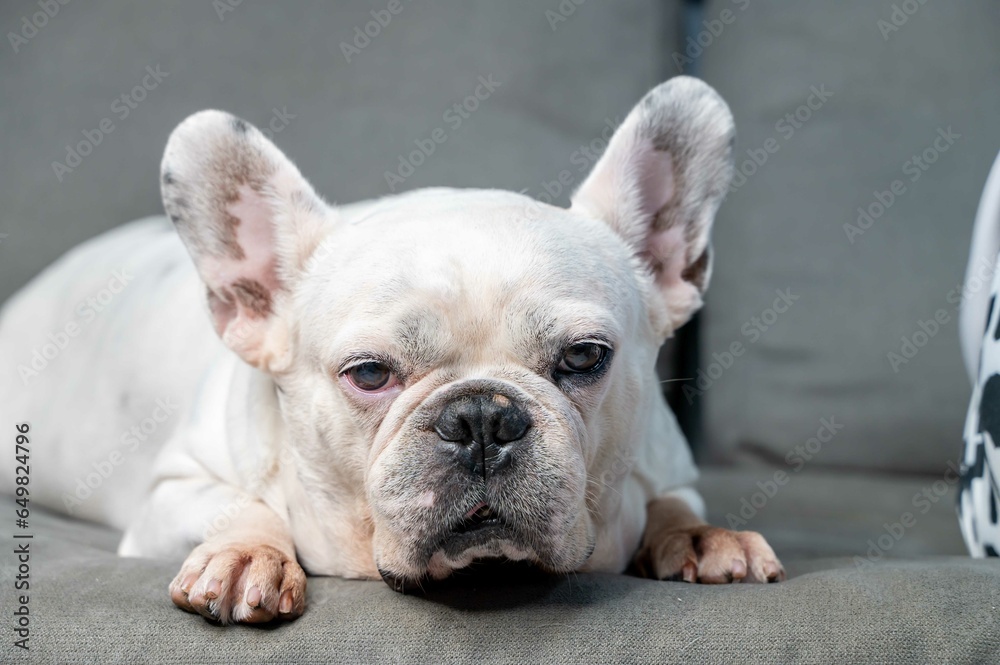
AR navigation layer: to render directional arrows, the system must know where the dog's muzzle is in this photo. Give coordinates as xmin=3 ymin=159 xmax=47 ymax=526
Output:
xmin=370 ymin=380 xmax=591 ymax=591
xmin=433 ymin=393 xmax=532 ymax=478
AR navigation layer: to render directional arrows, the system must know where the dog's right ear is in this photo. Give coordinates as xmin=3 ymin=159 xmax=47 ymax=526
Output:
xmin=160 ymin=110 xmax=330 ymax=373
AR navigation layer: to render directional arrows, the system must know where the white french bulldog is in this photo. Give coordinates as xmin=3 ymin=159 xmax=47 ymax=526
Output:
xmin=0 ymin=76 xmax=782 ymax=624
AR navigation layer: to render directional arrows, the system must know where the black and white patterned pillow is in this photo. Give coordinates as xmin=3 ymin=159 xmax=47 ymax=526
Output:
xmin=960 ymin=282 xmax=1000 ymax=557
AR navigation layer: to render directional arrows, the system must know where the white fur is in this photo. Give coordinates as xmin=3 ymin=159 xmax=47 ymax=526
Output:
xmin=0 ymin=77 xmax=735 ymax=606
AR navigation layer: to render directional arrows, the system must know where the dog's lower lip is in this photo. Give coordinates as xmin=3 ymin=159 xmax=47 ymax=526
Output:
xmin=378 ymin=568 xmax=425 ymax=595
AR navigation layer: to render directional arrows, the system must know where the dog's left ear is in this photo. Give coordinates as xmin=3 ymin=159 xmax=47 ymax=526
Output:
xmin=570 ymin=76 xmax=734 ymax=336
xmin=160 ymin=110 xmax=331 ymax=373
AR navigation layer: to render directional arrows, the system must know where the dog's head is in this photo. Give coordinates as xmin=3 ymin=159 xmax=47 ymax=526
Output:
xmin=160 ymin=77 xmax=734 ymax=588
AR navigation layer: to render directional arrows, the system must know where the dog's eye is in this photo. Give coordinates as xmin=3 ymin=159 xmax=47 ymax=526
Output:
xmin=558 ymin=343 xmax=608 ymax=374
xmin=345 ymin=362 xmax=393 ymax=391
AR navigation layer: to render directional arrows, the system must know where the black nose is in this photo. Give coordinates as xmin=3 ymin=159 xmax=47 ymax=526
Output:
xmin=434 ymin=394 xmax=531 ymax=477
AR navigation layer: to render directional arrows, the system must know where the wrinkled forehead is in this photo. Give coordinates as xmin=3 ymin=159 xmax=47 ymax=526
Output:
xmin=297 ymin=191 xmax=643 ymax=358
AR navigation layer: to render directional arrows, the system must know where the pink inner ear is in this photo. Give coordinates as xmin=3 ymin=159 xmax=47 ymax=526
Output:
xmin=202 ymin=185 xmax=281 ymax=334
xmin=227 ymin=185 xmax=281 ymax=292
xmin=648 ymin=225 xmax=688 ymax=288
xmin=634 ymin=142 xmax=676 ymax=221
xmin=630 ymin=142 xmax=686 ymax=287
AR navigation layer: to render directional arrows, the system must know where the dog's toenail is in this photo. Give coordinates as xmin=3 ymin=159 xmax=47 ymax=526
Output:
xmin=279 ymin=591 xmax=292 ymax=614
xmin=205 ymin=579 xmax=222 ymax=599
xmin=246 ymin=586 xmax=262 ymax=607
xmin=180 ymin=574 xmax=198 ymax=593
xmin=732 ymin=559 xmax=747 ymax=578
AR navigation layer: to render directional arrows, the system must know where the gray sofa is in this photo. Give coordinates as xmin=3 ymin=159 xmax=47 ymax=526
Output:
xmin=15 ymin=504 xmax=1000 ymax=663
xmin=2 ymin=1 xmax=1000 ymax=662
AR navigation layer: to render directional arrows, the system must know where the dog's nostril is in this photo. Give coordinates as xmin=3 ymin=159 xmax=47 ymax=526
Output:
xmin=434 ymin=418 xmax=470 ymax=443
xmin=433 ymin=393 xmax=532 ymax=446
xmin=494 ymin=411 xmax=530 ymax=443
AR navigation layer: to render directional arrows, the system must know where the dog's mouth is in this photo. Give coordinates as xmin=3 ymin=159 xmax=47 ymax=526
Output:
xmin=378 ymin=499 xmax=592 ymax=594
xmin=378 ymin=501 xmax=525 ymax=593
xmin=438 ymin=501 xmax=514 ymax=557
xmin=455 ymin=501 xmax=503 ymax=533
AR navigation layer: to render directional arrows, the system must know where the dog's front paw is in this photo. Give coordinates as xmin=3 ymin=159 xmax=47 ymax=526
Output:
xmin=169 ymin=542 xmax=306 ymax=624
xmin=634 ymin=526 xmax=785 ymax=584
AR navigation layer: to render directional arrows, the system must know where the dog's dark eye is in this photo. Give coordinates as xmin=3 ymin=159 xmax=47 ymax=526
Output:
xmin=558 ymin=343 xmax=608 ymax=374
xmin=346 ymin=362 xmax=392 ymax=391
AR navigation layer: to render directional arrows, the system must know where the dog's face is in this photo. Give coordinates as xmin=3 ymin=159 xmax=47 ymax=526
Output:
xmin=160 ymin=77 xmax=734 ymax=586
xmin=293 ymin=191 xmax=653 ymax=583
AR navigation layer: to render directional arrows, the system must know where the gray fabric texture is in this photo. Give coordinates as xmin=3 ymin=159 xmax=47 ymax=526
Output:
xmin=699 ymin=467 xmax=968 ymax=560
xmin=0 ymin=0 xmax=675 ymax=304
xmin=697 ymin=0 xmax=1000 ymax=473
xmin=3 ymin=501 xmax=999 ymax=664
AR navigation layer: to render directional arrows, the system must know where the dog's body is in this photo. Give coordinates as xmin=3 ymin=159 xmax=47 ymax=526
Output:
xmin=1 ymin=77 xmax=783 ymax=624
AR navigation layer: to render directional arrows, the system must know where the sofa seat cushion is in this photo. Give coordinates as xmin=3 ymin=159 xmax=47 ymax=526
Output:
xmin=7 ymin=502 xmax=999 ymax=663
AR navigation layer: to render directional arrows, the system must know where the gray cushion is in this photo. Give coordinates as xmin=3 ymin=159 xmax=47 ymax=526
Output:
xmin=699 ymin=467 xmax=967 ymax=560
xmin=698 ymin=0 xmax=1000 ymax=473
xmin=6 ymin=503 xmax=999 ymax=664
